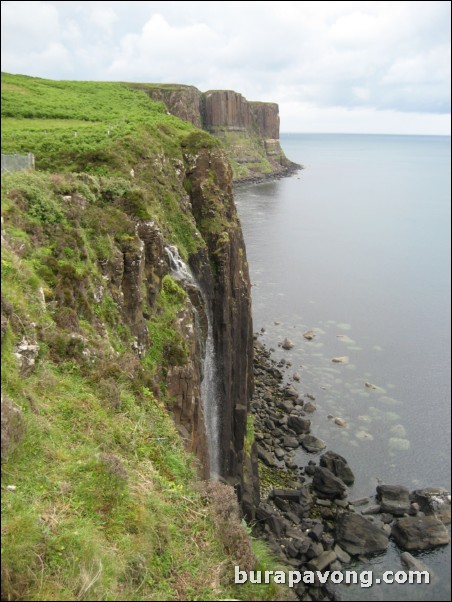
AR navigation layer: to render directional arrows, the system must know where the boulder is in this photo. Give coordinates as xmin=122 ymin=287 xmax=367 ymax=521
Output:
xmin=300 ymin=435 xmax=326 ymax=453
xmin=335 ymin=512 xmax=389 ymax=555
xmin=283 ymin=436 xmax=299 ymax=449
xmin=312 ymin=466 xmax=347 ymax=500
xmin=400 ymin=551 xmax=432 ymax=576
xmin=391 ymin=515 xmax=450 ymax=550
xmin=411 ymin=487 xmax=451 ymax=525
xmin=271 ymin=489 xmax=302 ymax=503
xmin=257 ymin=445 xmax=278 ymax=468
xmin=376 ymin=484 xmax=411 ymax=516
xmin=303 ymin=330 xmax=316 ymax=340
xmin=281 ymin=338 xmax=294 ymax=350
xmin=320 ymin=451 xmax=355 ymax=485
xmin=287 ymin=415 xmax=311 ymax=435
xmin=283 ymin=384 xmax=299 ymax=400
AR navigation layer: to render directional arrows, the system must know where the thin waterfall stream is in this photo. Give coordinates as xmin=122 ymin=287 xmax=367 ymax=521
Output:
xmin=165 ymin=246 xmax=220 ymax=478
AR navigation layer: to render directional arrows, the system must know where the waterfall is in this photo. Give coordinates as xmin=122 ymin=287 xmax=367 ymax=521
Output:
xmin=164 ymin=246 xmax=220 ymax=478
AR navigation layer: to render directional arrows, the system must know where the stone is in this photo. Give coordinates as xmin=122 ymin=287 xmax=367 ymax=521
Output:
xmin=376 ymin=484 xmax=411 ymax=516
xmin=331 ymin=356 xmax=348 ymax=363
xmin=287 ymin=415 xmax=311 ymax=434
xmin=361 ymin=505 xmax=381 ymax=515
xmin=411 ymin=487 xmax=451 ymax=525
xmin=308 ymin=523 xmax=324 ymax=542
xmin=257 ymin=445 xmax=278 ymax=468
xmin=274 ymin=448 xmax=285 ymax=460
xmin=283 ymin=384 xmax=299 ymax=400
xmin=312 ymin=467 xmax=347 ymax=500
xmin=281 ymin=338 xmax=294 ymax=350
xmin=1 ymin=394 xmax=24 ymax=462
xmin=303 ymin=330 xmax=316 ymax=340
xmin=391 ymin=515 xmax=450 ymax=550
xmin=276 ymin=400 xmax=294 ymax=413
xmin=400 ymin=551 xmax=432 ymax=576
xmin=306 ymin=550 xmax=337 ymax=571
xmin=335 ymin=512 xmax=389 ymax=556
xmin=334 ymin=417 xmax=347 ymax=427
xmin=320 ymin=451 xmax=355 ymax=485
xmin=350 ymin=497 xmax=370 ymax=507
xmin=300 ymin=435 xmax=326 ymax=453
xmin=271 ymin=489 xmax=302 ymax=503
xmin=293 ymin=372 xmax=301 ymax=382
xmin=283 ymin=436 xmax=299 ymax=449
xmin=306 ymin=393 xmax=316 ymax=401
xmin=334 ymin=544 xmax=351 ymax=564
xmin=304 ymin=401 xmax=317 ymax=413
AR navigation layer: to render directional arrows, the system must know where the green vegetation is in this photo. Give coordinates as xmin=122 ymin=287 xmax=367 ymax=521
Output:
xmin=1 ymin=74 xmax=288 ymax=601
xmin=215 ymin=131 xmax=275 ymax=180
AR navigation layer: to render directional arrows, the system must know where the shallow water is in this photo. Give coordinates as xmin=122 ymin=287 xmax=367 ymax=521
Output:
xmin=236 ymin=133 xmax=451 ymax=600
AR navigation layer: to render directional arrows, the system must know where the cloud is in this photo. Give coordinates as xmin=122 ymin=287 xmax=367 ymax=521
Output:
xmin=1 ymin=1 xmax=450 ymax=133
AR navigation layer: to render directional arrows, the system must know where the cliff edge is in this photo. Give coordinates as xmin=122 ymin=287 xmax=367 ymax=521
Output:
xmin=130 ymin=83 xmax=299 ymax=182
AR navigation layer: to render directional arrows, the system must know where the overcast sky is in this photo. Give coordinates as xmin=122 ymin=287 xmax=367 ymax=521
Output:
xmin=1 ymin=1 xmax=451 ymax=134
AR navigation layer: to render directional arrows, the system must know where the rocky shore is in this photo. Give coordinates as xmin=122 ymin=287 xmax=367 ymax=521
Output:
xmin=233 ymin=162 xmax=302 ymax=188
xmin=250 ymin=338 xmax=451 ymax=601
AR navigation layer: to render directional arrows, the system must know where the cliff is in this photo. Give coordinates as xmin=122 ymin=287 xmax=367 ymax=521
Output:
xmin=132 ymin=84 xmax=298 ymax=181
xmin=0 ymin=74 xmax=273 ymax=600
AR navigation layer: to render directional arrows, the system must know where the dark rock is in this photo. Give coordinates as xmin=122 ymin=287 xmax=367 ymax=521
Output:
xmin=308 ymin=523 xmax=324 ymax=542
xmin=313 ymin=467 xmax=348 ymax=500
xmin=361 ymin=505 xmax=381 ymax=515
xmin=306 ymin=550 xmax=337 ymax=571
xmin=391 ymin=515 xmax=450 ymax=550
xmin=283 ymin=384 xmax=299 ymax=399
xmin=335 ymin=512 xmax=389 ymax=555
xmin=277 ymin=400 xmax=294 ymax=413
xmin=271 ymin=488 xmax=302 ymax=503
xmin=320 ymin=451 xmax=355 ymax=485
xmin=283 ymin=436 xmax=299 ymax=449
xmin=411 ymin=487 xmax=451 ymax=525
xmin=300 ymin=434 xmax=326 ymax=453
xmin=257 ymin=445 xmax=278 ymax=468
xmin=287 ymin=415 xmax=311 ymax=434
xmin=377 ymin=484 xmax=411 ymax=516
xmin=304 ymin=401 xmax=317 ymax=413
xmin=350 ymin=497 xmax=370 ymax=507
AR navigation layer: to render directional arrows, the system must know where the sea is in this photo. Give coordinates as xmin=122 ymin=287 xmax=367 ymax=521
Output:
xmin=235 ymin=133 xmax=451 ymax=601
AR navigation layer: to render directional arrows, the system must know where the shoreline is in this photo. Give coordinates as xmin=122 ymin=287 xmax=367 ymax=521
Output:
xmin=233 ymin=161 xmax=302 ymax=188
xmin=250 ymin=336 xmax=450 ymax=601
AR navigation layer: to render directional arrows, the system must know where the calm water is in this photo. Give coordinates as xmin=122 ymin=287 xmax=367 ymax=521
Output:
xmin=235 ymin=133 xmax=451 ymax=600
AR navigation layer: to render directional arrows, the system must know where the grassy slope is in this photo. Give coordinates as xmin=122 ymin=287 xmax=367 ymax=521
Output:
xmin=1 ymin=74 xmax=287 ymax=601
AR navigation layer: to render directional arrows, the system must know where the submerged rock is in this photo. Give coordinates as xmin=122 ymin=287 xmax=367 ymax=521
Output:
xmin=281 ymin=338 xmax=294 ymax=350
xmin=303 ymin=330 xmax=316 ymax=340
xmin=287 ymin=415 xmax=311 ymax=435
xmin=332 ymin=356 xmax=348 ymax=364
xmin=335 ymin=512 xmax=389 ymax=555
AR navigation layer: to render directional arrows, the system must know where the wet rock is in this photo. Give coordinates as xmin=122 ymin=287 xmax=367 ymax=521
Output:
xmin=332 ymin=356 xmax=348 ymax=364
xmin=400 ymin=551 xmax=433 ymax=576
xmin=350 ymin=497 xmax=370 ymax=507
xmin=335 ymin=512 xmax=389 ymax=555
xmin=306 ymin=550 xmax=337 ymax=571
xmin=300 ymin=435 xmax=327 ymax=453
xmin=391 ymin=515 xmax=450 ymax=550
xmin=306 ymin=393 xmax=316 ymax=401
xmin=334 ymin=544 xmax=351 ymax=564
xmin=304 ymin=401 xmax=317 ymax=413
xmin=411 ymin=487 xmax=451 ymax=525
xmin=287 ymin=415 xmax=311 ymax=435
xmin=303 ymin=330 xmax=316 ymax=340
xmin=334 ymin=417 xmax=347 ymax=427
xmin=283 ymin=384 xmax=299 ymax=400
xmin=377 ymin=484 xmax=411 ymax=516
xmin=281 ymin=338 xmax=294 ymax=350
xmin=277 ymin=400 xmax=294 ymax=413
xmin=283 ymin=436 xmax=299 ymax=449
xmin=312 ymin=467 xmax=347 ymax=500
xmin=320 ymin=451 xmax=355 ymax=486
xmin=274 ymin=448 xmax=285 ymax=460
xmin=293 ymin=372 xmax=301 ymax=382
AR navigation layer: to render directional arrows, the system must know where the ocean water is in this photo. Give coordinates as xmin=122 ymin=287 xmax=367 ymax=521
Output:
xmin=235 ymin=133 xmax=451 ymax=600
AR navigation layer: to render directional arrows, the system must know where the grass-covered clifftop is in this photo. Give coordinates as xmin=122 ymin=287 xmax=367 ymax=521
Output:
xmin=1 ymin=74 xmax=286 ymax=601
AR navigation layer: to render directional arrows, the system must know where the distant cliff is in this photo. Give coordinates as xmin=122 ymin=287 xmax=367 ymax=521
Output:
xmin=130 ymin=84 xmax=299 ymax=181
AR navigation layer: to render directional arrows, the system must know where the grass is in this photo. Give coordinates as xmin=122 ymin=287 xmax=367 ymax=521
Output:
xmin=1 ymin=74 xmax=290 ymax=601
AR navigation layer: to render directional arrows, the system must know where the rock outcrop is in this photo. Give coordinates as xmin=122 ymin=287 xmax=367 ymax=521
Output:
xmin=136 ymin=84 xmax=299 ymax=181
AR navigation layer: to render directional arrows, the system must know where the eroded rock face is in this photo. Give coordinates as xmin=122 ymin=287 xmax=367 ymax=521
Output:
xmin=183 ymin=144 xmax=253 ymax=481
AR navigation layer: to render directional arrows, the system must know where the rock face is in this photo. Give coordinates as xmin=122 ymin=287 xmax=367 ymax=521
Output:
xmin=391 ymin=516 xmax=450 ymax=550
xmin=335 ymin=512 xmax=389 ymax=555
xmin=140 ymin=84 xmax=298 ymax=181
xmin=183 ymin=141 xmax=253 ymax=481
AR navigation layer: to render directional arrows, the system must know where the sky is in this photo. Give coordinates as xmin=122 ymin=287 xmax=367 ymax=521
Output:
xmin=1 ymin=1 xmax=451 ymax=134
